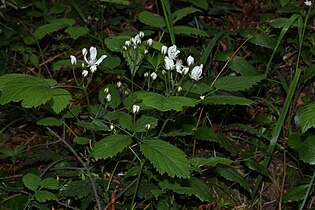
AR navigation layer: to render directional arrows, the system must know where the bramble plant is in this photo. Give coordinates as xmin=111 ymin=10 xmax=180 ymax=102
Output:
xmin=2 ymin=0 xmax=315 ymax=209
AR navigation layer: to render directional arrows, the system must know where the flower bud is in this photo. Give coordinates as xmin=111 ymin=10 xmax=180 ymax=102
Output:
xmin=161 ymin=46 xmax=167 ymax=54
xmin=177 ymin=86 xmax=182 ymax=92
xmin=144 ymin=72 xmax=149 ymax=77
xmin=82 ymin=70 xmax=88 ymax=77
xmin=200 ymin=95 xmax=205 ymax=100
xmin=145 ymin=124 xmax=151 ymax=130
xmin=150 ymin=72 xmax=157 ymax=80
xmin=106 ymin=94 xmax=112 ymax=102
xmin=70 ymin=55 xmax=76 ymax=65
xmin=82 ymin=48 xmax=87 ymax=56
xmin=147 ymin=38 xmax=153 ymax=46
xmin=104 ymin=87 xmax=109 ymax=93
xmin=117 ymin=81 xmax=122 ymax=88
xmin=125 ymin=40 xmax=131 ymax=46
xmin=109 ymin=124 xmax=114 ymax=131
xmin=132 ymin=104 xmax=140 ymax=114
xmin=139 ymin=31 xmax=144 ymax=38
xmin=187 ymin=55 xmax=194 ymax=66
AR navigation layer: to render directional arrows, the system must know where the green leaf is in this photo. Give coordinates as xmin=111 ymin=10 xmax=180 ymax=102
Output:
xmin=140 ymin=139 xmax=190 ymax=178
xmin=76 ymin=119 xmax=109 ymax=131
xmin=33 ymin=18 xmax=75 ymax=40
xmin=173 ymin=26 xmax=208 ymax=37
xmin=100 ymin=0 xmax=130 ymax=5
xmin=194 ymin=126 xmax=237 ymax=154
xmin=269 ymin=17 xmax=292 ymax=28
xmin=202 ymin=95 xmax=255 ymax=105
xmin=288 ymin=135 xmax=315 ymax=165
xmin=99 ymin=84 xmax=120 ymax=108
xmin=34 ymin=190 xmax=58 ymax=202
xmin=74 ymin=137 xmax=91 ymax=145
xmin=40 ymin=178 xmax=59 ymax=190
xmin=116 ymin=112 xmax=133 ymax=130
xmin=105 ymin=35 xmax=129 ymax=52
xmin=172 ymin=7 xmax=200 ymax=24
xmin=23 ymin=173 xmax=41 ymax=191
xmin=133 ymin=115 xmax=158 ymax=132
xmin=91 ymin=135 xmax=132 ymax=160
xmin=214 ymin=75 xmax=265 ymax=91
xmin=187 ymin=177 xmax=213 ymax=202
xmin=283 ymin=185 xmax=309 ymax=203
xmin=61 ymin=180 xmax=91 ymax=199
xmin=301 ymin=103 xmax=315 ymax=133
xmin=0 ymin=74 xmax=71 ymax=114
xmin=249 ymin=33 xmax=277 ymax=49
xmin=37 ymin=117 xmax=63 ymax=126
xmin=65 ymin=26 xmax=89 ymax=40
xmin=216 ymin=165 xmax=251 ymax=193
xmin=137 ymin=92 xmax=196 ymax=112
xmin=184 ymin=0 xmax=208 ymax=9
xmin=190 ymin=157 xmax=233 ymax=168
xmin=228 ymin=56 xmax=260 ymax=76
xmin=244 ymin=159 xmax=270 ymax=176
xmin=138 ymin=11 xmax=165 ymax=28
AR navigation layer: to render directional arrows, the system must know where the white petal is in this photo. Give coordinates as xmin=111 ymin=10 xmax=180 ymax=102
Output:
xmin=90 ymin=65 xmax=97 ymax=73
xmin=82 ymin=70 xmax=89 ymax=77
xmin=70 ymin=55 xmax=76 ymax=65
xmin=89 ymin=46 xmax=97 ymax=60
xmin=95 ymin=55 xmax=107 ymax=66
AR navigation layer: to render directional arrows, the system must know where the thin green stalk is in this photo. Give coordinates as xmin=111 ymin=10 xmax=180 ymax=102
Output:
xmin=252 ymin=13 xmax=307 ymax=200
xmin=299 ymin=168 xmax=315 ymax=210
xmin=160 ymin=0 xmax=175 ymax=44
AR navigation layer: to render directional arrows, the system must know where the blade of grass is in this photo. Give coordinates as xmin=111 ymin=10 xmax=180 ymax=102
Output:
xmin=160 ymin=0 xmax=175 ymax=44
xmin=69 ymin=0 xmax=89 ymax=24
xmin=252 ymin=13 xmax=304 ymax=200
xmin=200 ymin=30 xmax=225 ymax=66
xmin=299 ymin=168 xmax=315 ymax=210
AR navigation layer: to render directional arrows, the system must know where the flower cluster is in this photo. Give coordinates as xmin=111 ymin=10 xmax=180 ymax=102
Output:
xmin=70 ymin=46 xmax=107 ymax=78
xmin=123 ymin=31 xmax=153 ymax=50
xmin=161 ymin=45 xmax=203 ymax=81
xmin=305 ymin=0 xmax=312 ymax=6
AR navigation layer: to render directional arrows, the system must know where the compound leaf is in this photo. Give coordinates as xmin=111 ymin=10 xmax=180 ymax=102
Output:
xmin=23 ymin=173 xmax=41 ymax=191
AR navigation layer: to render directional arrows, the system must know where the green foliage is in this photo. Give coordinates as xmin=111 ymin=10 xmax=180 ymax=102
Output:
xmin=301 ymin=103 xmax=315 ymax=133
xmin=140 ymin=139 xmax=190 ymax=178
xmin=214 ymin=75 xmax=265 ymax=91
xmin=0 ymin=74 xmax=71 ymax=113
xmin=288 ymin=135 xmax=315 ymax=165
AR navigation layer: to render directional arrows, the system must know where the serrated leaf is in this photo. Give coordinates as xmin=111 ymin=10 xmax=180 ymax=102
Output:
xmin=23 ymin=173 xmax=41 ymax=191
xmin=74 ymin=137 xmax=91 ymax=145
xmin=37 ymin=117 xmax=63 ymax=126
xmin=187 ymin=177 xmax=213 ymax=202
xmin=138 ymin=11 xmax=165 ymax=28
xmin=288 ymin=135 xmax=315 ymax=165
xmin=283 ymin=185 xmax=309 ymax=203
xmin=116 ymin=112 xmax=133 ymax=130
xmin=65 ymin=26 xmax=89 ymax=40
xmin=214 ymin=75 xmax=265 ymax=91
xmin=33 ymin=18 xmax=75 ymax=40
xmin=133 ymin=115 xmax=158 ymax=132
xmin=140 ymin=139 xmax=190 ymax=178
xmin=76 ymin=119 xmax=109 ymax=131
xmin=61 ymin=180 xmax=91 ymax=199
xmin=249 ymin=33 xmax=276 ymax=49
xmin=137 ymin=92 xmax=196 ymax=112
xmin=34 ymin=190 xmax=58 ymax=202
xmin=91 ymin=135 xmax=132 ymax=160
xmin=301 ymin=103 xmax=315 ymax=133
xmin=202 ymin=95 xmax=255 ymax=105
xmin=40 ymin=178 xmax=59 ymax=190
xmin=172 ymin=7 xmax=200 ymax=24
xmin=0 ymin=74 xmax=71 ymax=114
xmin=228 ymin=56 xmax=260 ymax=76
xmin=216 ymin=165 xmax=251 ymax=193
xmin=173 ymin=26 xmax=208 ymax=37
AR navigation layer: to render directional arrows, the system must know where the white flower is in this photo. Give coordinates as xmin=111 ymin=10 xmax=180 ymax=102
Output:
xmin=145 ymin=124 xmax=151 ymax=130
xmin=117 ymin=81 xmax=122 ymax=88
xmin=82 ymin=46 xmax=107 ymax=73
xmin=167 ymin=45 xmax=180 ymax=60
xmin=175 ymin=59 xmax=183 ymax=73
xmin=82 ymin=70 xmax=88 ymax=77
xmin=151 ymin=72 xmax=157 ymax=80
xmin=125 ymin=40 xmax=131 ymax=46
xmin=187 ymin=55 xmax=194 ymax=66
xmin=139 ymin=31 xmax=144 ymax=38
xmin=106 ymin=94 xmax=112 ymax=102
xmin=147 ymin=38 xmax=153 ymax=46
xmin=165 ymin=56 xmax=175 ymax=70
xmin=132 ymin=105 xmax=140 ymax=114
xmin=70 ymin=55 xmax=76 ymax=65
xmin=161 ymin=46 xmax=168 ymax=54
xmin=305 ymin=0 xmax=312 ymax=6
xmin=131 ymin=34 xmax=141 ymax=45
xmin=123 ymin=46 xmax=127 ymax=50
xmin=200 ymin=95 xmax=205 ymax=100
xmin=182 ymin=66 xmax=189 ymax=75
xmin=190 ymin=64 xmax=203 ymax=81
